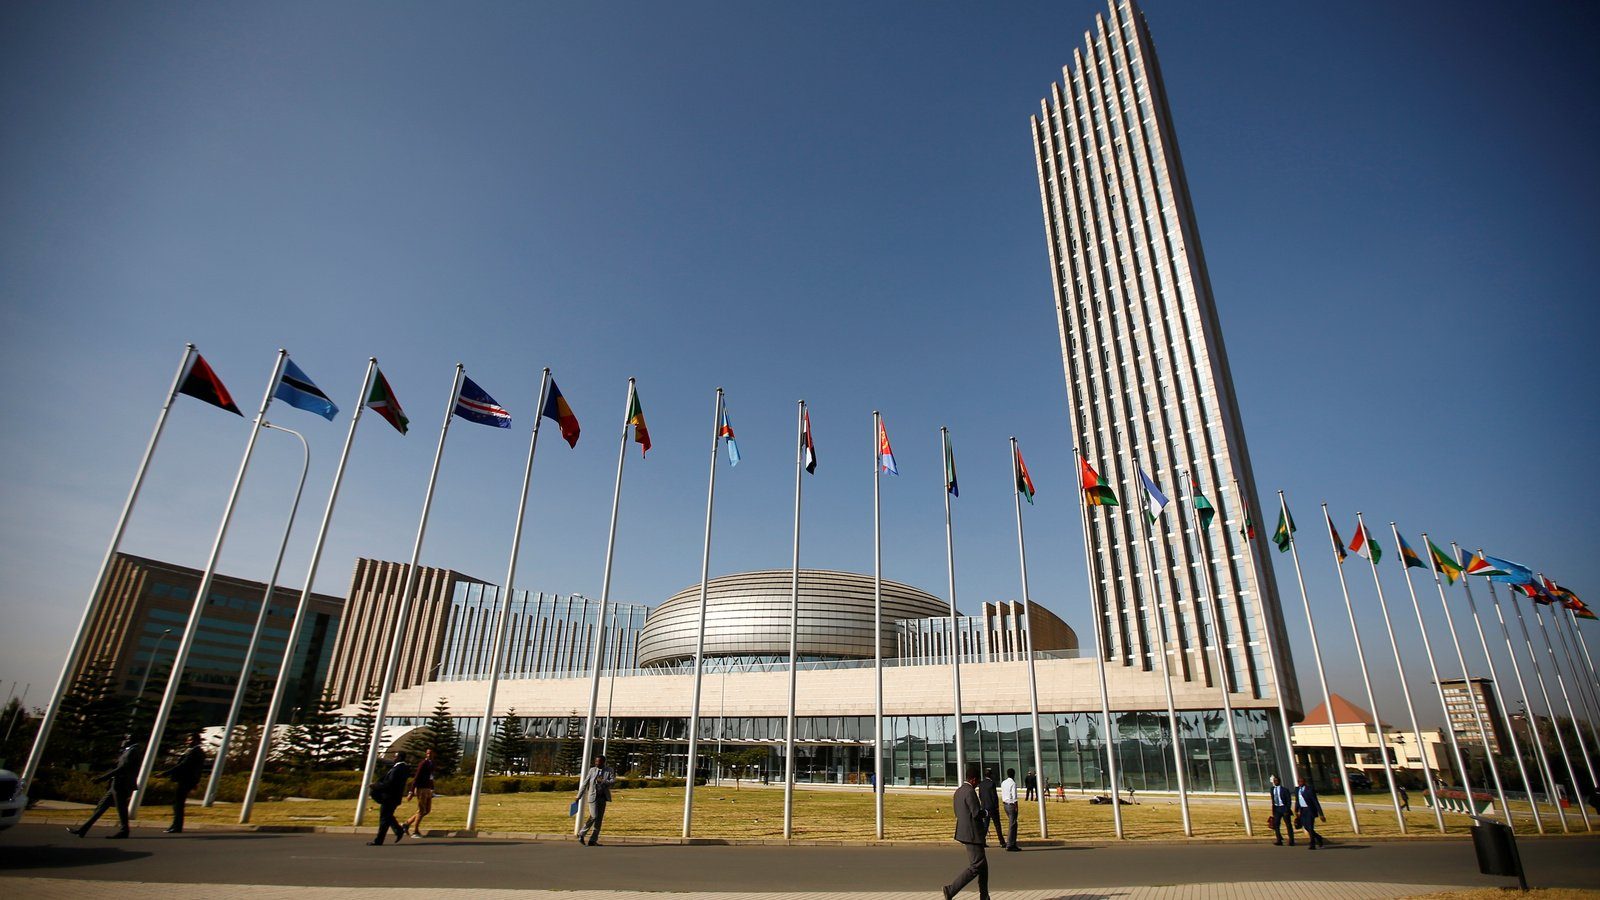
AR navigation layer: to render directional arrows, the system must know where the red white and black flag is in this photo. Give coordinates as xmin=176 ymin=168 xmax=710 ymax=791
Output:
xmin=177 ymin=353 xmax=242 ymax=415
xmin=801 ymin=408 xmax=817 ymax=474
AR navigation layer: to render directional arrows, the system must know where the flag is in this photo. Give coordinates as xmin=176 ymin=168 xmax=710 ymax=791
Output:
xmin=1272 ymin=507 xmax=1296 ymax=553
xmin=943 ymin=432 xmax=958 ymax=497
xmin=1139 ymin=469 xmax=1168 ymax=523
xmin=541 ymin=379 xmax=580 ymax=448
xmin=274 ymin=358 xmax=339 ymax=421
xmin=1482 ymin=554 xmax=1535 ymax=586
xmin=1349 ymin=522 xmax=1382 ymax=565
xmin=1463 ymin=552 xmax=1507 ymax=578
xmin=1080 ymin=457 xmax=1119 ymax=507
xmin=454 ymin=376 xmax=512 ymax=428
xmin=877 ymin=418 xmax=898 ymax=476
xmin=1397 ymin=533 xmax=1425 ymax=570
xmin=1543 ymin=577 xmax=1593 ymax=619
xmin=627 ymin=388 xmax=651 ymax=456
xmin=1514 ymin=582 xmax=1554 ymax=605
xmin=1015 ymin=445 xmax=1036 ymax=504
xmin=1429 ymin=540 xmax=1462 ymax=584
xmin=1327 ymin=517 xmax=1348 ymax=563
xmin=1240 ymin=508 xmax=1256 ymax=541
xmin=365 ymin=368 xmax=409 ymax=435
xmin=801 ymin=408 xmax=816 ymax=474
xmin=718 ymin=405 xmax=740 ymax=466
xmin=1191 ymin=477 xmax=1215 ymax=530
xmin=177 ymin=353 xmax=242 ymax=415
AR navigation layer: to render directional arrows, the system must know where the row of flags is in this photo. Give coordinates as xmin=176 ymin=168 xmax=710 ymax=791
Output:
xmin=1263 ymin=500 xmax=1594 ymax=621
xmin=172 ymin=349 xmax=1600 ymax=634
xmin=1072 ymin=449 xmax=1593 ymax=623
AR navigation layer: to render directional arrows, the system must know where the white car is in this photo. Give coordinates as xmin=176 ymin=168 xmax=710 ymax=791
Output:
xmin=0 ymin=769 xmax=25 ymax=832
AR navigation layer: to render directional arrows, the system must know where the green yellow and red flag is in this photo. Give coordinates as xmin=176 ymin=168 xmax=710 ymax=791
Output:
xmin=1079 ymin=456 xmax=1118 ymax=507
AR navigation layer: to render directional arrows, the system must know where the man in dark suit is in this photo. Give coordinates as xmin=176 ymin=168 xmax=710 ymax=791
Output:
xmin=156 ymin=732 xmax=207 ymax=833
xmin=942 ymin=763 xmax=991 ymax=900
xmin=1024 ymin=770 xmax=1037 ymax=802
xmin=367 ymin=752 xmax=411 ymax=846
xmin=1295 ymin=774 xmax=1326 ymax=849
xmin=67 ymin=737 xmax=141 ymax=838
xmin=978 ymin=768 xmax=1004 ymax=847
xmin=1268 ymin=774 xmax=1294 ymax=846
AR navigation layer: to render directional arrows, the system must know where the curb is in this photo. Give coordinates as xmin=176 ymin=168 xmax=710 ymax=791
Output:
xmin=25 ymin=813 xmax=1594 ymax=847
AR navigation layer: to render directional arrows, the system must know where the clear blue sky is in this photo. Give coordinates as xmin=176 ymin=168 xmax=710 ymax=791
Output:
xmin=3 ymin=0 xmax=1596 ymax=731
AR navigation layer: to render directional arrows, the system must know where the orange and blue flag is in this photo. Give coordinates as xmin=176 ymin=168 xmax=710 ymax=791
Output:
xmin=1398 ymin=533 xmax=1426 ymax=570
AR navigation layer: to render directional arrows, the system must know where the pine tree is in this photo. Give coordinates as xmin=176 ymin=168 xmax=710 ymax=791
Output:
xmin=341 ymin=688 xmax=379 ymax=770
xmin=57 ymin=660 xmax=131 ymax=770
xmin=424 ymin=697 xmax=462 ymax=776
xmin=556 ymin=712 xmax=582 ymax=775
xmin=282 ymin=689 xmax=346 ymax=771
xmin=488 ymin=710 xmax=528 ymax=775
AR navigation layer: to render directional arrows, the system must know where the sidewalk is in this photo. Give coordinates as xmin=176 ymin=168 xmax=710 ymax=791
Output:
xmin=0 ymin=878 xmax=1466 ymax=899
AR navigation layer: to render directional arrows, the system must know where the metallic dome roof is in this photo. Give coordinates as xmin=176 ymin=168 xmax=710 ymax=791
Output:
xmin=635 ymin=569 xmax=948 ymax=668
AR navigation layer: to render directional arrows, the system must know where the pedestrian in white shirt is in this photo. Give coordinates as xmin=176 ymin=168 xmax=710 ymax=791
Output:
xmin=1000 ymin=768 xmax=1020 ymax=851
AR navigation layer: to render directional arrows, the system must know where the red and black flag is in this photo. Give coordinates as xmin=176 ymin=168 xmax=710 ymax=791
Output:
xmin=177 ymin=353 xmax=242 ymax=415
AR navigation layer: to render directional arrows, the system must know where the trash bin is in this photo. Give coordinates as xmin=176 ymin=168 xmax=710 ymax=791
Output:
xmin=1471 ymin=820 xmax=1517 ymax=877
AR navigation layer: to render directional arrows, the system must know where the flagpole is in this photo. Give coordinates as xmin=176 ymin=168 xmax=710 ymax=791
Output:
xmin=1421 ymin=533 xmax=1511 ymax=830
xmin=1503 ymin=584 xmax=1593 ymax=830
xmin=872 ymin=412 xmax=885 ymax=839
xmin=1355 ymin=512 xmax=1444 ymax=832
xmin=1389 ymin=524 xmax=1474 ymax=824
xmin=19 ymin=344 xmax=197 ymax=794
xmin=1530 ymin=599 xmax=1599 ymax=827
xmin=204 ymin=421 xmax=310 ymax=806
xmin=1567 ymin=606 xmax=1600 ymax=690
xmin=1468 ymin=554 xmax=1568 ymax=834
xmin=1234 ymin=478 xmax=1299 ymax=790
xmin=1321 ymin=503 xmax=1406 ymax=831
xmin=681 ymin=387 xmax=723 ymax=839
xmin=354 ymin=363 xmax=464 ymax=827
xmin=1278 ymin=493 xmax=1358 ymax=830
xmin=465 ymin=368 xmax=550 ymax=831
xmin=131 ymin=349 xmax=288 ymax=816
xmin=1074 ymin=448 xmax=1122 ymax=838
xmin=1011 ymin=438 xmax=1048 ymax=840
xmin=1549 ymin=600 xmax=1600 ymax=748
xmin=1178 ymin=468 xmax=1250 ymax=836
xmin=576 ymin=378 xmax=634 ymax=836
xmin=1132 ymin=449 xmax=1190 ymax=837
xmin=940 ymin=427 xmax=967 ymax=792
xmin=783 ymin=400 xmax=805 ymax=840
xmin=1453 ymin=543 xmax=1547 ymax=834
xmin=240 ymin=359 xmax=375 ymax=821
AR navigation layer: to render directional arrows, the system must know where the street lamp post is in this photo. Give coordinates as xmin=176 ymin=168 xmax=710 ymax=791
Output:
xmin=131 ymin=629 xmax=174 ymax=729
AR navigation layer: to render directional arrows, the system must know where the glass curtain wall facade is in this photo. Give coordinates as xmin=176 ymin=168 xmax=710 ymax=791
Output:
xmin=425 ymin=707 xmax=1287 ymax=790
xmin=1030 ymin=0 xmax=1299 ymax=712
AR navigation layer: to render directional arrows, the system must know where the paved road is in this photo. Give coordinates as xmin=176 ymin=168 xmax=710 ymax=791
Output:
xmin=2 ymin=824 xmax=1594 ymax=894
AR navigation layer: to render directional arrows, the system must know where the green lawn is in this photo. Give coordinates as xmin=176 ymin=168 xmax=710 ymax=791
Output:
xmin=178 ymin=784 xmax=1490 ymax=842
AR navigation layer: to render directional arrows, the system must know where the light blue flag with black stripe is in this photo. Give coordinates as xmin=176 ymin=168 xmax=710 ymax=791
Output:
xmin=275 ymin=358 xmax=339 ymax=420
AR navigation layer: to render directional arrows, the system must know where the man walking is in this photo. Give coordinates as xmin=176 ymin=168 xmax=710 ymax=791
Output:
xmin=978 ymin=767 xmax=1004 ymax=847
xmin=942 ymin=762 xmax=991 ymax=900
xmin=576 ymin=754 xmax=616 ymax=846
xmin=67 ymin=736 xmax=140 ymax=839
xmin=1024 ymin=770 xmax=1037 ymax=802
xmin=1000 ymin=768 xmax=1020 ymax=851
xmin=156 ymin=733 xmax=206 ymax=834
xmin=1295 ymin=774 xmax=1326 ymax=849
xmin=367 ymin=752 xmax=411 ymax=846
xmin=402 ymin=747 xmax=437 ymax=837
xmin=1268 ymin=774 xmax=1294 ymax=846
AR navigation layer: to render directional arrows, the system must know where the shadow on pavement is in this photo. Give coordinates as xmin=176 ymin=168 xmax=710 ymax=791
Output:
xmin=0 ymin=845 xmax=152 ymax=870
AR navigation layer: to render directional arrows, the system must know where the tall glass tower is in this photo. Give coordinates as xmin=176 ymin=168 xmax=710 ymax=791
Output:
xmin=1030 ymin=0 xmax=1300 ymax=713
